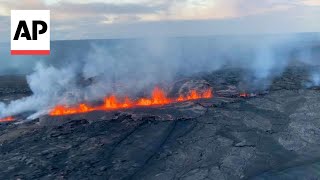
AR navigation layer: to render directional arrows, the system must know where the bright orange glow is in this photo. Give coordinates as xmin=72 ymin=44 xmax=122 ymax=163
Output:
xmin=0 ymin=116 xmax=14 ymax=123
xmin=203 ymin=88 xmax=213 ymax=98
xmin=240 ymin=93 xmax=249 ymax=97
xmin=50 ymin=87 xmax=213 ymax=116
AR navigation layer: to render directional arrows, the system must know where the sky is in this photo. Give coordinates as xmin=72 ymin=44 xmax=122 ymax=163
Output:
xmin=0 ymin=0 xmax=320 ymax=41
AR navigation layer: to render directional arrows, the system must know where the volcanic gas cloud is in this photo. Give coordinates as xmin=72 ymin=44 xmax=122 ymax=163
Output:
xmin=50 ymin=86 xmax=213 ymax=116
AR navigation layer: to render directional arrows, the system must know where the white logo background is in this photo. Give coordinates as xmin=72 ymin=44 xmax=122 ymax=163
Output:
xmin=11 ymin=10 xmax=50 ymax=52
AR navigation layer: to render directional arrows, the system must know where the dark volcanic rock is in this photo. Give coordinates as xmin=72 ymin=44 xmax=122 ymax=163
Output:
xmin=0 ymin=75 xmax=32 ymax=103
xmin=1 ymin=67 xmax=320 ymax=179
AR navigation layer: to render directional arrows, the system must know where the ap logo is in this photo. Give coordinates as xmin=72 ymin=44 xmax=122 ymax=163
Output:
xmin=11 ymin=10 xmax=50 ymax=55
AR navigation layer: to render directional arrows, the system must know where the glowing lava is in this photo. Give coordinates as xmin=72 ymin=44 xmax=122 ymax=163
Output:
xmin=50 ymin=87 xmax=213 ymax=116
xmin=240 ymin=93 xmax=249 ymax=97
xmin=0 ymin=116 xmax=14 ymax=123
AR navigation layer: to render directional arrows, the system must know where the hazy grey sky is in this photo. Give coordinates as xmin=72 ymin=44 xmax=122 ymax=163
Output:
xmin=0 ymin=0 xmax=319 ymax=41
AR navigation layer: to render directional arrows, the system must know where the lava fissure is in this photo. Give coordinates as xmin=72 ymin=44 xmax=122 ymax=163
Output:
xmin=0 ymin=116 xmax=14 ymax=123
xmin=50 ymin=87 xmax=213 ymax=116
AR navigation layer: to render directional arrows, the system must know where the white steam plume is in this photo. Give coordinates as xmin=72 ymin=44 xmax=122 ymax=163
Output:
xmin=0 ymin=35 xmax=319 ymax=119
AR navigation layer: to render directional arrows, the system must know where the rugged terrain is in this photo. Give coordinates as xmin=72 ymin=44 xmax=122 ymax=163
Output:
xmin=0 ymin=66 xmax=320 ymax=180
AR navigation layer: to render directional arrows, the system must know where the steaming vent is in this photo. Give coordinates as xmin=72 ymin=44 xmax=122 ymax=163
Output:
xmin=0 ymin=77 xmax=271 ymax=124
xmin=1 ymin=36 xmax=319 ymax=123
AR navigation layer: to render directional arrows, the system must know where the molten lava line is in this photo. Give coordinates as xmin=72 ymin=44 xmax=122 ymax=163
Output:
xmin=50 ymin=87 xmax=213 ymax=116
xmin=0 ymin=116 xmax=14 ymax=123
xmin=240 ymin=93 xmax=249 ymax=97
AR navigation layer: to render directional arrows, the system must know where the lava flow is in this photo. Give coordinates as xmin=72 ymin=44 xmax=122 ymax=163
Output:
xmin=0 ymin=116 xmax=14 ymax=123
xmin=50 ymin=87 xmax=213 ymax=116
xmin=240 ymin=92 xmax=249 ymax=98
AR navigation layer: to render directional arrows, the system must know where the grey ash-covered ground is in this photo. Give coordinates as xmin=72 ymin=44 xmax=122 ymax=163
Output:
xmin=1 ymin=66 xmax=320 ymax=180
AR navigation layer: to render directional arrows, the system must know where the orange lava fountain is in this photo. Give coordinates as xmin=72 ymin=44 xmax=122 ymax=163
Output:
xmin=50 ymin=87 xmax=213 ymax=116
xmin=0 ymin=116 xmax=14 ymax=123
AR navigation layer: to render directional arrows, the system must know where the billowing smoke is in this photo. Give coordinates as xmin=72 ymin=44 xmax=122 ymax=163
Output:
xmin=0 ymin=63 xmax=79 ymax=118
xmin=311 ymin=73 xmax=320 ymax=86
xmin=0 ymin=34 xmax=319 ymax=119
xmin=307 ymin=71 xmax=320 ymax=87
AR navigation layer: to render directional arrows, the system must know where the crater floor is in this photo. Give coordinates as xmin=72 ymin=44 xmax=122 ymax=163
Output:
xmin=1 ymin=67 xmax=320 ymax=180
